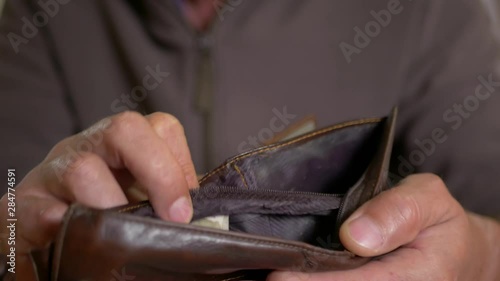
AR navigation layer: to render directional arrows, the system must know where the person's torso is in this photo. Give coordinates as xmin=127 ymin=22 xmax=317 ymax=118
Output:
xmin=45 ymin=0 xmax=425 ymax=172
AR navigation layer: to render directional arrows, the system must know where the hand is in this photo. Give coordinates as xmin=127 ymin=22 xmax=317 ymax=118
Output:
xmin=268 ymin=174 xmax=500 ymax=281
xmin=0 ymin=111 xmax=198 ymax=280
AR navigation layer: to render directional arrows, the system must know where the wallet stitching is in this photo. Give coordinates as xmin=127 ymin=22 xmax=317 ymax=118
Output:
xmin=118 ymin=202 xmax=150 ymax=213
xmin=232 ymin=163 xmax=249 ymax=188
xmin=108 ymin=212 xmax=357 ymax=258
xmin=52 ymin=204 xmax=79 ymax=281
xmin=116 ymin=118 xmax=381 ymax=214
xmin=199 ymin=118 xmax=382 ymax=185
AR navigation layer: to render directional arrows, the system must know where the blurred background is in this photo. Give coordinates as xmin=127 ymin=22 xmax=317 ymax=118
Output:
xmin=0 ymin=0 xmax=498 ymax=37
xmin=0 ymin=0 xmax=497 ymax=72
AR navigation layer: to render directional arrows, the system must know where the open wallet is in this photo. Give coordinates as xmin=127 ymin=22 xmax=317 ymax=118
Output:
xmin=33 ymin=108 xmax=398 ymax=281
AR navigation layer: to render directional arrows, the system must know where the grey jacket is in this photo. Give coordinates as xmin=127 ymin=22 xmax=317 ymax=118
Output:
xmin=1 ymin=0 xmax=499 ymax=215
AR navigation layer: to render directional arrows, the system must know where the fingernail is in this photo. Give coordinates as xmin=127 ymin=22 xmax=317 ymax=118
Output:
xmin=347 ymin=216 xmax=383 ymax=250
xmin=169 ymin=196 xmax=193 ymax=223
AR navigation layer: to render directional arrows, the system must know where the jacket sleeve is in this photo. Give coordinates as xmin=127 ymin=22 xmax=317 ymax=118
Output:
xmin=393 ymin=0 xmax=500 ymax=216
xmin=0 ymin=0 xmax=77 ymax=192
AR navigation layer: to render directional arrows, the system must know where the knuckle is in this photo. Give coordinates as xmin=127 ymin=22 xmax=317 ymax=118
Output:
xmin=81 ymin=117 xmax=112 ymax=138
xmin=50 ymin=152 xmax=101 ymax=185
xmin=155 ymin=164 xmax=182 ymax=186
xmin=150 ymin=113 xmax=184 ymax=135
xmin=66 ymin=153 xmax=101 ymax=182
xmin=109 ymin=111 xmax=145 ymax=136
xmin=385 ymin=188 xmax=422 ymax=229
xmin=420 ymin=173 xmax=446 ymax=189
xmin=419 ymin=173 xmax=454 ymax=204
xmin=406 ymin=173 xmax=450 ymax=199
xmin=38 ymin=203 xmax=66 ymax=233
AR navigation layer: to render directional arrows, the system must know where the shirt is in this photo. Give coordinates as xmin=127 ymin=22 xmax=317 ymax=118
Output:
xmin=0 ymin=0 xmax=499 ymax=216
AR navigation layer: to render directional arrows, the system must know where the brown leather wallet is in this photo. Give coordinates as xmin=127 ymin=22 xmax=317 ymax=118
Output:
xmin=37 ymin=108 xmax=397 ymax=281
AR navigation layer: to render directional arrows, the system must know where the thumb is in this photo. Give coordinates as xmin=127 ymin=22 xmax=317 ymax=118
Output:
xmin=339 ymin=173 xmax=460 ymax=257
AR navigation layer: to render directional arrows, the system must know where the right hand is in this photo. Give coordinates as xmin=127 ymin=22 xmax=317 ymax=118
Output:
xmin=0 ymin=111 xmax=198 ymax=280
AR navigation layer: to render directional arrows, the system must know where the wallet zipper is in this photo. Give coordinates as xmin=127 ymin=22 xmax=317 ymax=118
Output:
xmin=191 ymin=185 xmax=344 ymax=198
xmin=190 ymin=185 xmax=344 ymax=220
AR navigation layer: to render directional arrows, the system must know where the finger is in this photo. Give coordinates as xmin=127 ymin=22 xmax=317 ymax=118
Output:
xmin=145 ymin=113 xmax=199 ymax=188
xmin=339 ymin=173 xmax=461 ymax=257
xmin=8 ymin=155 xmax=128 ymax=255
xmin=267 ymin=247 xmax=446 ymax=281
xmin=46 ymin=112 xmax=192 ymax=222
xmin=44 ymin=152 xmax=128 ymax=208
xmin=1 ymin=193 xmax=67 ymax=253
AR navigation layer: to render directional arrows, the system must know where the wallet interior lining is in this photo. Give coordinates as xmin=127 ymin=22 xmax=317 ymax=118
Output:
xmin=189 ymin=186 xmax=343 ymax=220
xmin=119 ymin=119 xmax=385 ymax=251
xmin=122 ymin=187 xmax=346 ymax=249
xmin=122 ymin=187 xmax=343 ymax=221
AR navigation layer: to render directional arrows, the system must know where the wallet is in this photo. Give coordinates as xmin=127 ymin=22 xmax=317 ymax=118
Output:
xmin=35 ymin=108 xmax=397 ymax=281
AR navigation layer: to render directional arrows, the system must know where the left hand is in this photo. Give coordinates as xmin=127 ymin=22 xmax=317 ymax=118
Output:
xmin=268 ymin=173 xmax=500 ymax=281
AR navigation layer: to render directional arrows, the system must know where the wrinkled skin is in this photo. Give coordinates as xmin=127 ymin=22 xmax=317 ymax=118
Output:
xmin=269 ymin=174 xmax=500 ymax=281
xmin=0 ymin=112 xmax=498 ymax=281
xmin=0 ymin=112 xmax=199 ymax=280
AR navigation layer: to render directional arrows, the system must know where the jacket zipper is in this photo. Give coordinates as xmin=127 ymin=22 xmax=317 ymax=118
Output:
xmin=195 ymin=31 xmax=216 ymax=171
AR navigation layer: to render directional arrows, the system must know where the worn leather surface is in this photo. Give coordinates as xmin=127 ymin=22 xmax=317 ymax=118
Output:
xmin=39 ymin=109 xmax=397 ymax=281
